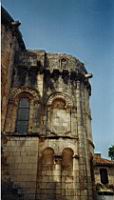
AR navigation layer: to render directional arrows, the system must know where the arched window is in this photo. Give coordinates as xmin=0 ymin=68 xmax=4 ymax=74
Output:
xmin=41 ymin=148 xmax=54 ymax=167
xmin=39 ymin=148 xmax=55 ymax=200
xmin=16 ymin=98 xmax=30 ymax=134
xmin=61 ymin=148 xmax=74 ymax=197
xmin=100 ymin=168 xmax=109 ymax=184
xmin=39 ymin=148 xmax=54 ymax=182
xmin=62 ymin=148 xmax=73 ymax=171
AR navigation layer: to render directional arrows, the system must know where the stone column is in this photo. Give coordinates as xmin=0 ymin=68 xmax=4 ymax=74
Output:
xmin=83 ymin=86 xmax=93 ymax=142
xmin=37 ymin=74 xmax=44 ymax=97
xmin=2 ymin=34 xmax=18 ymax=132
xmin=76 ymin=81 xmax=93 ymax=200
xmin=81 ymin=84 xmax=95 ymax=199
xmin=73 ymin=156 xmax=79 ymax=200
xmin=54 ymin=156 xmax=62 ymax=200
xmin=5 ymin=100 xmax=18 ymax=134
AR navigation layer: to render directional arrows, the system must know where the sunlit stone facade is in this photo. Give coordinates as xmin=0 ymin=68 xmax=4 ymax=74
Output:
xmin=2 ymin=7 xmax=96 ymax=200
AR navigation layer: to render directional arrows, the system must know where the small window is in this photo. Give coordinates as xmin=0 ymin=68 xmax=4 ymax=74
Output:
xmin=100 ymin=168 xmax=109 ymax=184
xmin=16 ymin=98 xmax=30 ymax=134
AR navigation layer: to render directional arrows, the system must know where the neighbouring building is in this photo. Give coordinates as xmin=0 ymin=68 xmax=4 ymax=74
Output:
xmin=94 ymin=153 xmax=114 ymax=200
xmin=1 ymin=6 xmax=114 ymax=200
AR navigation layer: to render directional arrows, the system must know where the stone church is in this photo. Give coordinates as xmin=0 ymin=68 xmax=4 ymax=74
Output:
xmin=1 ymin=6 xmax=114 ymax=200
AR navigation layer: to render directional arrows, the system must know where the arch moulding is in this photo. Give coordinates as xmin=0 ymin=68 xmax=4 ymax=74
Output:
xmin=47 ymin=92 xmax=73 ymax=107
xmin=9 ymin=87 xmax=40 ymax=104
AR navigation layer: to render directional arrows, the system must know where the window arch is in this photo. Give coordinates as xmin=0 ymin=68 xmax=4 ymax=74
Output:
xmin=52 ymin=98 xmax=66 ymax=109
xmin=47 ymin=92 xmax=73 ymax=107
xmin=16 ymin=97 xmax=30 ymax=134
xmin=100 ymin=168 xmax=109 ymax=184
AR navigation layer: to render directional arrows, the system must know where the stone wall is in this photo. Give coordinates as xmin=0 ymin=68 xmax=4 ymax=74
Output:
xmin=3 ymin=136 xmax=91 ymax=200
xmin=3 ymin=137 xmax=38 ymax=200
xmin=1 ymin=24 xmax=18 ymax=131
xmin=96 ymin=195 xmax=114 ymax=200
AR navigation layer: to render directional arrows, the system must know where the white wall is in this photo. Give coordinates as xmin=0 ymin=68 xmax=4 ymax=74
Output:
xmin=97 ymin=195 xmax=114 ymax=200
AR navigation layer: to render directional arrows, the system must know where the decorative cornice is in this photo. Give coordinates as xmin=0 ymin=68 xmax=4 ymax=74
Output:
xmin=88 ymin=139 xmax=95 ymax=148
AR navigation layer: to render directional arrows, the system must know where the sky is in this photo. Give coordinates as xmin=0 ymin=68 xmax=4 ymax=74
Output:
xmin=2 ymin=0 xmax=114 ymax=158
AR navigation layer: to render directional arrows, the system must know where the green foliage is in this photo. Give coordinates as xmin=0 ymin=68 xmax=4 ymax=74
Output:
xmin=108 ymin=145 xmax=114 ymax=160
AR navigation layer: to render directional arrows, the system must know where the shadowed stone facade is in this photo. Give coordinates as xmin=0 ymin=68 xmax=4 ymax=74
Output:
xmin=1 ymin=7 xmax=25 ymax=133
xmin=2 ymin=7 xmax=96 ymax=200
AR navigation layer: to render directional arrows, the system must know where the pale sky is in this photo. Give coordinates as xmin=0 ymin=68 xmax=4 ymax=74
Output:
xmin=2 ymin=0 xmax=114 ymax=158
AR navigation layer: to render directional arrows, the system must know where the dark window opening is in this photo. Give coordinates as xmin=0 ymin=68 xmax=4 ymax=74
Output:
xmin=16 ymin=98 xmax=30 ymax=134
xmin=100 ymin=168 xmax=109 ymax=184
xmin=90 ymin=159 xmax=95 ymax=182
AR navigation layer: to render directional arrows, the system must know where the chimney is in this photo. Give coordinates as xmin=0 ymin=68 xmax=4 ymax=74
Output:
xmin=94 ymin=153 xmax=101 ymax=159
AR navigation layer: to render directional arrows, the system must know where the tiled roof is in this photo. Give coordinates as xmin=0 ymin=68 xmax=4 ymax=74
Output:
xmin=95 ymin=156 xmax=114 ymax=166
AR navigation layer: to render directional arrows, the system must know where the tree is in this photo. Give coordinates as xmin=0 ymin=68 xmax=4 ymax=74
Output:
xmin=108 ymin=145 xmax=114 ymax=160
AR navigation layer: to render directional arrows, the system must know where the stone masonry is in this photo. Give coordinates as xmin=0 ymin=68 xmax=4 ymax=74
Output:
xmin=2 ymin=7 xmax=96 ymax=200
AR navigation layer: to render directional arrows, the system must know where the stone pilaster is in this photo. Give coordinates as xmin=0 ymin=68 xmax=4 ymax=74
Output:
xmin=76 ymin=81 xmax=93 ymax=200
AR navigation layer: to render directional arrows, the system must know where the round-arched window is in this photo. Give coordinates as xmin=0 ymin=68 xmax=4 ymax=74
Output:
xmin=16 ymin=98 xmax=30 ymax=134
